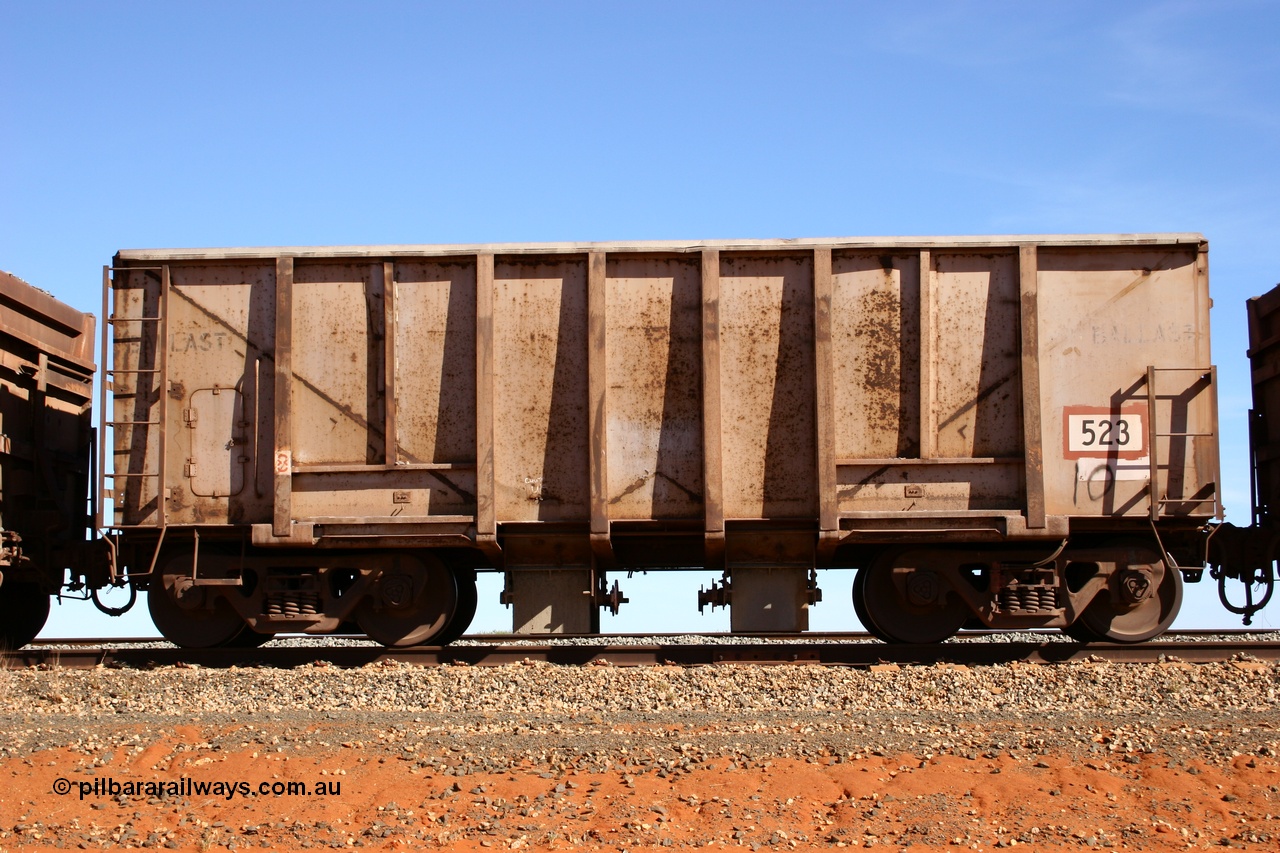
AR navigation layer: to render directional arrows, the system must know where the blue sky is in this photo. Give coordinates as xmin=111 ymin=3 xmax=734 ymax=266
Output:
xmin=3 ymin=1 xmax=1279 ymax=636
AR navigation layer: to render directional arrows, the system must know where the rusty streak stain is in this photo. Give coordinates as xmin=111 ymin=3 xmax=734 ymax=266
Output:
xmin=424 ymin=470 xmax=475 ymax=503
xmin=609 ymin=473 xmax=652 ymax=504
xmin=608 ymin=471 xmax=703 ymax=505
xmin=937 ymin=372 xmax=1014 ymax=431
xmin=657 ymin=471 xmax=702 ymax=503
xmin=1044 ymin=255 xmax=1175 ymax=354
xmin=169 ymin=286 xmax=274 ymax=363
xmin=846 ymin=465 xmax=891 ymax=497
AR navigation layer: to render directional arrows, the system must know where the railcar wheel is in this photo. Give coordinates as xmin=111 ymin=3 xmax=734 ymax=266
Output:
xmin=851 ymin=570 xmax=892 ymax=642
xmin=858 ymin=555 xmax=971 ymax=644
xmin=1072 ymin=559 xmax=1182 ymax=644
xmin=148 ymin=574 xmax=247 ymax=649
xmin=0 ymin=582 xmax=51 ymax=649
xmin=432 ymin=570 xmax=478 ymax=647
xmin=355 ymin=553 xmax=458 ymax=647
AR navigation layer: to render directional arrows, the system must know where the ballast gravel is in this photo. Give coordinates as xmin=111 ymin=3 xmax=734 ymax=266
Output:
xmin=1 ymin=656 xmax=1278 ymax=718
xmin=2 ymin=658 xmax=1277 ymax=761
xmin=2 ymin=657 xmax=1278 ymax=851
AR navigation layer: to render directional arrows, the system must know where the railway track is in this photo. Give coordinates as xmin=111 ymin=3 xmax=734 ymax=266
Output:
xmin=6 ymin=630 xmax=1278 ymax=669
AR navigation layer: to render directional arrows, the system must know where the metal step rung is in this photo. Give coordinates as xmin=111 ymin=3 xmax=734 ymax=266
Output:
xmin=1145 ymin=363 xmax=1221 ymax=523
xmin=100 ymin=262 xmax=171 ymax=532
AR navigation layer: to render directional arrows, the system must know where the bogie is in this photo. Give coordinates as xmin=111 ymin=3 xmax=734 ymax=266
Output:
xmin=139 ymin=545 xmax=481 ymax=649
xmin=852 ymin=541 xmax=1183 ymax=644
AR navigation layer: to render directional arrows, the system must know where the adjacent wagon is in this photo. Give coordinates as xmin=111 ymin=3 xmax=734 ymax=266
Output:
xmin=0 ymin=271 xmax=98 ymax=648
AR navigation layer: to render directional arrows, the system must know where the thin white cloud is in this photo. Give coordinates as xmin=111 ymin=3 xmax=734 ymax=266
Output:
xmin=1101 ymin=0 xmax=1280 ymax=130
xmin=863 ymin=1 xmax=1085 ymax=68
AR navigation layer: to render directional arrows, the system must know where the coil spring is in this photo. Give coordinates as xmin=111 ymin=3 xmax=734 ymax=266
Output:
xmin=998 ymin=585 xmax=1057 ymax=613
xmin=266 ymin=590 xmax=320 ymax=616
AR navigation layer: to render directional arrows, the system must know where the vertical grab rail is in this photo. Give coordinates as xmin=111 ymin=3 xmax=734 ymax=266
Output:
xmin=98 ymin=265 xmax=170 ymax=531
xmin=1146 ymin=365 xmax=1159 ymax=522
xmin=157 ymin=265 xmax=170 ymax=529
xmin=96 ymin=266 xmax=110 ymax=532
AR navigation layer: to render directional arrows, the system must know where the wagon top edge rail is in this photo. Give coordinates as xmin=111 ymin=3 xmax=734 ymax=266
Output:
xmin=114 ymin=233 xmax=1208 ymax=262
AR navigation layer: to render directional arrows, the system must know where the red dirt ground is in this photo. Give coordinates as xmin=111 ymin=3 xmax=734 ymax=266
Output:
xmin=3 ymin=725 xmax=1277 ymax=851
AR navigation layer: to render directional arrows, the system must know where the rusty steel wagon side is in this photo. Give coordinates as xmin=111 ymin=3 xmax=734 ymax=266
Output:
xmin=103 ymin=235 xmax=1219 ymax=647
xmin=0 ymin=271 xmax=98 ymax=648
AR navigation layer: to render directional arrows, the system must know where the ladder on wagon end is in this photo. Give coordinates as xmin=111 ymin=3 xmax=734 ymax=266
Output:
xmin=1143 ymin=364 xmax=1222 ymax=575
xmin=97 ymin=265 xmax=171 ymax=541
xmin=1143 ymin=364 xmax=1222 ymax=523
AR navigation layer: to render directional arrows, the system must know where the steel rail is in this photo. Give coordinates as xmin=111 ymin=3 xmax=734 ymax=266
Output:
xmin=5 ymin=635 xmax=1278 ymax=670
xmin=24 ymin=628 xmax=1278 ymax=646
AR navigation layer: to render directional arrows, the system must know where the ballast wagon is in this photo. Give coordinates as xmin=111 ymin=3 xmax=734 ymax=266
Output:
xmin=98 ymin=235 xmax=1224 ymax=647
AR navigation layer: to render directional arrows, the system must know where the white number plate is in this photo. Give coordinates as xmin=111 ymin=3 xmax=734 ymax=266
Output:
xmin=1063 ymin=406 xmax=1146 ymax=459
